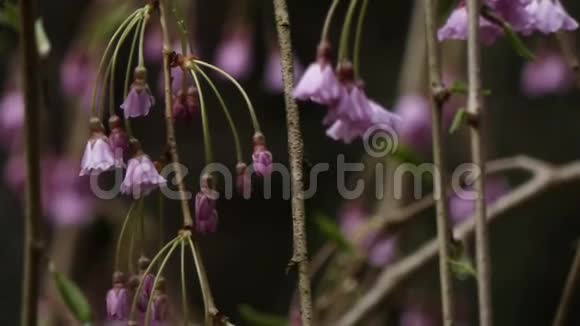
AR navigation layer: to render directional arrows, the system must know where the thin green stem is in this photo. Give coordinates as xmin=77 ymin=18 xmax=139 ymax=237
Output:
xmin=158 ymin=191 xmax=165 ymax=252
xmin=90 ymin=8 xmax=143 ymax=116
xmin=194 ymin=60 xmax=261 ymax=132
xmin=128 ymin=228 xmax=135 ymax=274
xmin=195 ymin=67 xmax=243 ymax=162
xmin=138 ymin=5 xmax=152 ymax=67
xmin=108 ymin=14 xmax=143 ymax=118
xmin=352 ymin=0 xmax=368 ymax=79
xmin=129 ymin=236 xmax=180 ymax=322
xmin=190 ymin=69 xmax=214 ymax=164
xmin=180 ymin=240 xmax=189 ymax=326
xmin=144 ymin=239 xmax=180 ymax=326
xmin=138 ymin=197 xmax=145 ymax=257
xmin=125 ymin=18 xmax=143 ymax=97
xmin=338 ymin=0 xmax=360 ymax=62
xmin=187 ymin=237 xmax=218 ymax=324
xmin=321 ymin=0 xmax=342 ymax=42
xmin=115 ymin=201 xmax=137 ymax=271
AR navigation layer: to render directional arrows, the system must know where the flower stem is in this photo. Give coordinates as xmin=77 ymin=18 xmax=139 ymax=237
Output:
xmin=194 ymin=60 xmax=261 ymax=132
xmin=115 ymin=201 xmax=137 ymax=271
xmin=187 ymin=237 xmax=218 ymax=324
xmin=467 ymin=1 xmax=493 ymax=325
xmin=138 ymin=197 xmax=146 ymax=257
xmin=107 ymin=13 xmax=143 ymax=118
xmin=159 ymin=0 xmax=194 ymax=227
xmin=352 ymin=0 xmax=368 ymax=79
xmin=424 ymin=0 xmax=455 ymax=325
xmin=180 ymin=240 xmax=189 ymax=325
xmin=338 ymin=0 xmax=360 ymax=63
xmin=552 ymin=242 xmax=580 ymax=326
xmin=190 ymin=69 xmax=214 ymax=164
xmin=90 ymin=8 xmax=143 ymax=116
xmin=195 ymin=66 xmax=244 ymax=163
xmin=321 ymin=0 xmax=342 ymax=42
xmin=124 ymin=18 xmax=143 ymax=97
xmin=19 ymin=0 xmax=42 ymax=324
xmin=138 ymin=5 xmax=152 ymax=67
xmin=272 ymin=0 xmax=313 ymax=325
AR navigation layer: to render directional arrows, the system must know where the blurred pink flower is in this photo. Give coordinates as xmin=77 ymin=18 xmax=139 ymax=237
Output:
xmin=263 ymin=47 xmax=303 ymax=93
xmin=449 ymin=176 xmax=509 ymax=225
xmin=521 ymin=53 xmax=573 ymax=97
xmin=60 ymin=49 xmax=97 ymax=102
xmin=0 ymin=89 xmax=24 ymax=149
xmin=394 ymin=94 xmax=432 ymax=152
xmin=214 ymin=24 xmax=253 ymax=80
xmin=339 ymin=201 xmax=398 ymax=267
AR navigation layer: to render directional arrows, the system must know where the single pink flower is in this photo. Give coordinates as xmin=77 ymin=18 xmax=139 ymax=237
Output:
xmin=235 ymin=162 xmax=252 ymax=196
xmin=108 ymin=115 xmax=129 ymax=167
xmin=521 ymin=52 xmax=573 ymax=97
xmin=60 ymin=49 xmax=97 ymax=99
xmin=293 ymin=42 xmax=341 ymax=105
xmin=526 ymin=0 xmax=578 ymax=34
xmin=251 ymin=132 xmax=273 ymax=177
xmin=121 ymin=67 xmax=155 ymax=118
xmin=215 ymin=24 xmax=254 ymax=80
xmin=263 ymin=46 xmax=304 ymax=93
xmin=394 ymin=94 xmax=432 ymax=152
xmin=120 ymin=140 xmax=166 ymax=198
xmin=80 ymin=118 xmax=115 ymax=176
xmin=195 ymin=174 xmax=219 ymax=234
xmin=0 ymin=89 xmax=24 ymax=149
xmin=106 ymin=272 xmax=130 ymax=321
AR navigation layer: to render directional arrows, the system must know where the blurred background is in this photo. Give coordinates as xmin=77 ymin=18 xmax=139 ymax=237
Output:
xmin=1 ymin=0 xmax=580 ymax=325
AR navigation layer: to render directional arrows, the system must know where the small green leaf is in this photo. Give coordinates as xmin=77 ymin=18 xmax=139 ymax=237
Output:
xmin=503 ymin=23 xmax=535 ymax=60
xmin=35 ymin=19 xmax=50 ymax=58
xmin=449 ymin=81 xmax=492 ymax=96
xmin=50 ymin=263 xmax=92 ymax=323
xmin=392 ymin=144 xmax=423 ymax=166
xmin=449 ymin=108 xmax=467 ymax=134
xmin=238 ymin=304 xmax=288 ymax=326
xmin=314 ymin=213 xmax=355 ymax=254
xmin=449 ymin=242 xmax=477 ymax=281
xmin=0 ymin=2 xmax=19 ymax=31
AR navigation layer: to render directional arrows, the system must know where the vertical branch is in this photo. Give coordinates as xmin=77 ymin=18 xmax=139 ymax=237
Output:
xmin=552 ymin=242 xmax=580 ymax=326
xmin=467 ymin=1 xmax=493 ymax=326
xmin=159 ymin=0 xmax=193 ymax=227
xmin=272 ymin=1 xmax=313 ymax=325
xmin=19 ymin=0 xmax=42 ymax=325
xmin=424 ymin=1 xmax=455 ymax=325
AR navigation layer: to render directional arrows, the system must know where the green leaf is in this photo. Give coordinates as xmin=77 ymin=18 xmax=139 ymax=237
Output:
xmin=448 ymin=242 xmax=477 ymax=281
xmin=314 ymin=213 xmax=355 ymax=254
xmin=449 ymin=108 xmax=467 ymax=134
xmin=392 ymin=144 xmax=423 ymax=166
xmin=449 ymin=81 xmax=492 ymax=97
xmin=0 ymin=2 xmax=19 ymax=31
xmin=50 ymin=263 xmax=92 ymax=323
xmin=503 ymin=23 xmax=535 ymax=60
xmin=238 ymin=304 xmax=288 ymax=326
xmin=35 ymin=19 xmax=50 ymax=58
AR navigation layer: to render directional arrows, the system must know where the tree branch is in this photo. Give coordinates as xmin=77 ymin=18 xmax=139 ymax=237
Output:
xmin=466 ymin=1 xmax=494 ymax=325
xmin=19 ymin=0 xmax=42 ymax=324
xmin=552 ymin=242 xmax=580 ymax=326
xmin=335 ymin=156 xmax=580 ymax=326
xmin=272 ymin=0 xmax=313 ymax=325
xmin=424 ymin=0 xmax=455 ymax=324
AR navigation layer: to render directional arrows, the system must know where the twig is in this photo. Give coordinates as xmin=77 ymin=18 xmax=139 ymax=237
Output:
xmin=158 ymin=0 xmax=193 ymax=228
xmin=272 ymin=1 xmax=313 ymax=325
xmin=552 ymin=242 xmax=580 ymax=326
xmin=424 ymin=0 xmax=455 ymax=324
xmin=19 ymin=0 xmax=42 ymax=324
xmin=336 ymin=156 xmax=580 ymax=325
xmin=159 ymin=1 xmax=218 ymax=323
xmin=467 ymin=1 xmax=494 ymax=325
